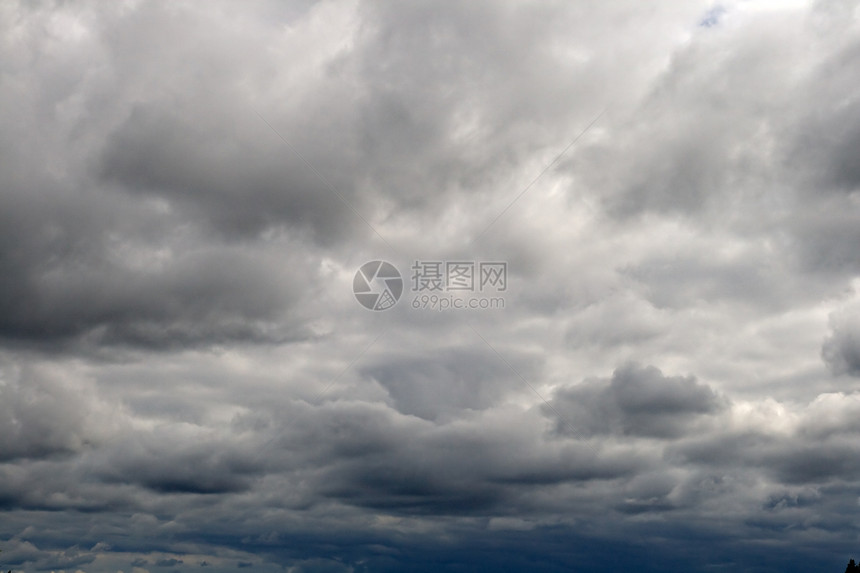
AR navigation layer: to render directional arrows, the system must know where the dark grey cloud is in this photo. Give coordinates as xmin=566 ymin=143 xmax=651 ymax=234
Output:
xmin=95 ymin=434 xmax=264 ymax=495
xmin=0 ymin=361 xmax=109 ymax=462
xmin=0 ymin=230 xmax=311 ymax=349
xmin=823 ymin=304 xmax=860 ymax=376
xmin=784 ymin=28 xmax=860 ymax=194
xmin=0 ymin=1 xmax=332 ymax=352
xmin=0 ymin=123 xmax=316 ymax=350
xmin=99 ymin=103 xmax=360 ymax=243
xmin=361 ymin=347 xmax=533 ymax=420
xmin=547 ymin=363 xmax=725 ymax=438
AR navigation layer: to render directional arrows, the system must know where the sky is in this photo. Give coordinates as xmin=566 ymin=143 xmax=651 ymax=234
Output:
xmin=1 ymin=0 xmax=860 ymax=572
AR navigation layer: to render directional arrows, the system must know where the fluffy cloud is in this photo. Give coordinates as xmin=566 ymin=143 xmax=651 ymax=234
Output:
xmin=547 ymin=363 xmax=725 ymax=438
xmin=823 ymin=301 xmax=860 ymax=376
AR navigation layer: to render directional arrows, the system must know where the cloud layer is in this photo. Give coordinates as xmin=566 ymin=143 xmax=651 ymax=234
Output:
xmin=2 ymin=1 xmax=860 ymax=572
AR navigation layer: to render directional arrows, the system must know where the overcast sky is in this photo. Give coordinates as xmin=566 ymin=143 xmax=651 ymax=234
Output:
xmin=2 ymin=1 xmax=860 ymax=572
